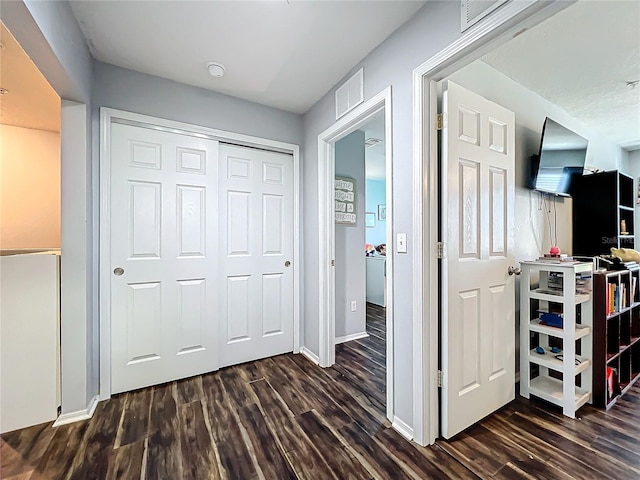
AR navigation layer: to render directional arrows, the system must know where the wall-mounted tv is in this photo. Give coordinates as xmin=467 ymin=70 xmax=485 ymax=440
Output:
xmin=531 ymin=118 xmax=589 ymax=197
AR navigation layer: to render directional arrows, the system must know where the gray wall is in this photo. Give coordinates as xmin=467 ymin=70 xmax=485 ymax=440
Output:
xmin=92 ymin=62 xmax=303 ymax=146
xmin=302 ymin=0 xmax=469 ymax=429
xmin=335 ymin=131 xmax=366 ymax=339
xmin=2 ymin=0 xmax=97 ymax=415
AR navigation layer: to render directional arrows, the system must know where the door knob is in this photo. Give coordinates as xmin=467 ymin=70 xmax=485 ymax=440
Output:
xmin=285 ymin=261 xmax=291 ymax=267
xmin=508 ymin=266 xmax=521 ymax=276
xmin=113 ymin=267 xmax=124 ymax=276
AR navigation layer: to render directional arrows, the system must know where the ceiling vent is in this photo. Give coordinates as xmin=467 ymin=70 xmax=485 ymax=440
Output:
xmin=335 ymin=68 xmax=364 ymax=120
xmin=365 ymin=137 xmax=382 ymax=148
xmin=461 ymin=0 xmax=508 ymax=32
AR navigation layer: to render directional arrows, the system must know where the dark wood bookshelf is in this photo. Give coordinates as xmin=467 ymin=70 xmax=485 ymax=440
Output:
xmin=593 ymin=270 xmax=640 ymax=408
xmin=572 ymin=170 xmax=635 ymax=256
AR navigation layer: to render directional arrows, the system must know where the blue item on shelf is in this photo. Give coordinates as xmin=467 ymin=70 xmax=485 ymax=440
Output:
xmin=551 ymin=346 xmax=561 ymax=354
xmin=535 ymin=346 xmax=545 ymax=354
xmin=539 ymin=311 xmax=563 ymax=328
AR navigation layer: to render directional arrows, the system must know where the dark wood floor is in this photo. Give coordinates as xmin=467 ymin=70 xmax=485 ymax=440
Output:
xmin=2 ymin=303 xmax=639 ymax=479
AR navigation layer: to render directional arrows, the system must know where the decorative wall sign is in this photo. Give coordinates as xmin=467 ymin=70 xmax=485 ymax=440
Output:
xmin=335 ymin=176 xmax=357 ymax=224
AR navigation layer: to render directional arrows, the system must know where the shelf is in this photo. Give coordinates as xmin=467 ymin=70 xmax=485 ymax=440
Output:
xmin=619 ymin=206 xmax=634 ymax=212
xmin=528 ymin=349 xmax=591 ymax=375
xmin=529 ymin=376 xmax=591 ymax=410
xmin=529 ymin=318 xmax=591 ymax=340
xmin=606 ymin=305 xmax=632 ymax=319
xmin=530 ymin=289 xmax=590 ymax=304
xmin=607 ymin=352 xmax=620 ymax=363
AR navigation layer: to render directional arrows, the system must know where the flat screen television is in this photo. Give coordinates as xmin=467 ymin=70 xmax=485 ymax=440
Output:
xmin=531 ymin=118 xmax=588 ymax=197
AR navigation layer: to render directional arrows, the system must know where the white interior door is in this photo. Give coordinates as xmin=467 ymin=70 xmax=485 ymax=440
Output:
xmin=218 ymin=144 xmax=294 ymax=368
xmin=110 ymin=123 xmax=219 ymax=394
xmin=440 ymin=81 xmax=516 ymax=438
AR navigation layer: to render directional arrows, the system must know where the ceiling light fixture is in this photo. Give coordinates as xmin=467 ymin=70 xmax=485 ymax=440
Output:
xmin=0 ymin=88 xmax=8 ymax=95
xmin=207 ymin=62 xmax=226 ymax=78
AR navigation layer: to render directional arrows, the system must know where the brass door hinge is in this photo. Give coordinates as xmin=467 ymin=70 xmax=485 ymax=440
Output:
xmin=437 ymin=113 xmax=446 ymax=130
xmin=437 ymin=370 xmax=443 ymax=388
xmin=437 ymin=242 xmax=447 ymax=259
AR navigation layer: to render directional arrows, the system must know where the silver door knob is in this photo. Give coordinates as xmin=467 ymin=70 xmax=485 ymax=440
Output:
xmin=508 ymin=266 xmax=521 ymax=276
xmin=285 ymin=261 xmax=291 ymax=267
xmin=113 ymin=267 xmax=124 ymax=276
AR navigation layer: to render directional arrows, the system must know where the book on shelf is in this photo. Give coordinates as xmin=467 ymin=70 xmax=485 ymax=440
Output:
xmin=606 ymin=282 xmax=628 ymax=315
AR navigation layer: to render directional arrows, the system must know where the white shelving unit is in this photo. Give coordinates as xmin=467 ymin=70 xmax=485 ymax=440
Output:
xmin=519 ymin=260 xmax=593 ymax=418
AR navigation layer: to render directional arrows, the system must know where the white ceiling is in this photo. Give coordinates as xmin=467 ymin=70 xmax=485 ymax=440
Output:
xmin=69 ymin=0 xmax=425 ymax=114
xmin=482 ymin=0 xmax=640 ymax=151
xmin=0 ymin=22 xmax=60 ymax=132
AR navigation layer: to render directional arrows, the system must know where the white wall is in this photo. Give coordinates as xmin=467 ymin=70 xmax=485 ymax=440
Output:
xmin=622 ymin=150 xmax=640 ymax=248
xmin=335 ymin=131 xmax=366 ymax=339
xmin=0 ymin=125 xmax=61 ymax=249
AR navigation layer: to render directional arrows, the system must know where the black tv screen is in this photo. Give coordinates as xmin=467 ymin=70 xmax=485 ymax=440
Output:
xmin=532 ymin=118 xmax=588 ymax=197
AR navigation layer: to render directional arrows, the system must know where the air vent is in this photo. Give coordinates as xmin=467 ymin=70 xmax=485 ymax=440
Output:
xmin=365 ymin=137 xmax=382 ymax=148
xmin=335 ymin=68 xmax=364 ymax=120
xmin=460 ymin=0 xmax=508 ymax=32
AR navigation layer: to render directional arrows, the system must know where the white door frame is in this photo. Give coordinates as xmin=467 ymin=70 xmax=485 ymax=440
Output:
xmin=411 ymin=0 xmax=573 ymax=446
xmin=99 ymin=108 xmax=302 ymax=400
xmin=317 ymin=87 xmax=393 ymax=420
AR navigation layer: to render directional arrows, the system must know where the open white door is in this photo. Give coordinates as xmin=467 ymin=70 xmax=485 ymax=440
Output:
xmin=440 ymin=81 xmax=516 ymax=438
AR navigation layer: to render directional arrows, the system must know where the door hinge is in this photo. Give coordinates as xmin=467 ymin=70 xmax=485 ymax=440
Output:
xmin=436 ymin=242 xmax=447 ymax=259
xmin=437 ymin=370 xmax=443 ymax=388
xmin=437 ymin=113 xmax=446 ymax=130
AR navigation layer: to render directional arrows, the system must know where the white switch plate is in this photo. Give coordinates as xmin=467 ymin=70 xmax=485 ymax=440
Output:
xmin=397 ymin=233 xmax=407 ymax=253
xmin=351 ymin=301 xmax=357 ymax=312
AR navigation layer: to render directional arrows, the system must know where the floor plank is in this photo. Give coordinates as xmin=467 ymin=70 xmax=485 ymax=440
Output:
xmin=5 ymin=303 xmax=640 ymax=480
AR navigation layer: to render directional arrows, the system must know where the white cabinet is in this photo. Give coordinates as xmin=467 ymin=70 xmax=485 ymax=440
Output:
xmin=366 ymin=256 xmax=386 ymax=307
xmin=519 ymin=261 xmax=593 ymax=418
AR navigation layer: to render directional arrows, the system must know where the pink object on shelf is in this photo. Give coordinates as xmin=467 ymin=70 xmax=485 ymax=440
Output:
xmin=550 ymin=246 xmax=561 ymax=255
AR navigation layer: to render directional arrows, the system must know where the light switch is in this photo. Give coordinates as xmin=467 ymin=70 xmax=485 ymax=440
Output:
xmin=397 ymin=233 xmax=407 ymax=253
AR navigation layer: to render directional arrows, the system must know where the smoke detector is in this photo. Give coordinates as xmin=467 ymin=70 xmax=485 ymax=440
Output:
xmin=207 ymin=62 xmax=226 ymax=78
xmin=0 ymin=88 xmax=8 ymax=95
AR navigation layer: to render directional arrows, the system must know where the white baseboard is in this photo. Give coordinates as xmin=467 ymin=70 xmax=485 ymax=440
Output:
xmin=53 ymin=395 xmax=99 ymax=427
xmin=335 ymin=331 xmax=369 ymax=344
xmin=300 ymin=347 xmax=320 ymax=365
xmin=392 ymin=415 xmax=414 ymax=441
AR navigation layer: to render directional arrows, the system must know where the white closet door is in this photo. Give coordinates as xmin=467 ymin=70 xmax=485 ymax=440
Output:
xmin=110 ymin=123 xmax=218 ymax=394
xmin=218 ymin=144 xmax=294 ymax=367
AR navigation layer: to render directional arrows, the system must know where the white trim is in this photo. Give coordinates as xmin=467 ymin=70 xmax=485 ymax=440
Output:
xmin=99 ymin=108 xmax=302 ymax=399
xmin=299 ymin=347 xmax=321 ymax=366
xmin=53 ymin=395 xmax=99 ymax=427
xmin=410 ymin=0 xmax=573 ymax=446
xmin=392 ymin=415 xmax=414 ymax=441
xmin=335 ymin=331 xmax=369 ymax=344
xmin=317 ymin=86 xmax=394 ymax=421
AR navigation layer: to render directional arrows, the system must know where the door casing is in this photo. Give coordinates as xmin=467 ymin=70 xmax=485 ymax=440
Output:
xmin=317 ymin=87 xmax=394 ymax=424
xmin=99 ymin=108 xmax=302 ymax=400
xmin=411 ymin=0 xmax=574 ymax=445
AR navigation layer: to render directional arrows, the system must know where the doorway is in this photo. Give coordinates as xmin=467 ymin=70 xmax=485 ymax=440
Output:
xmin=0 ymin=21 xmax=62 ymax=433
xmin=332 ymin=111 xmax=389 ymax=417
xmin=317 ymin=87 xmax=394 ymax=423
